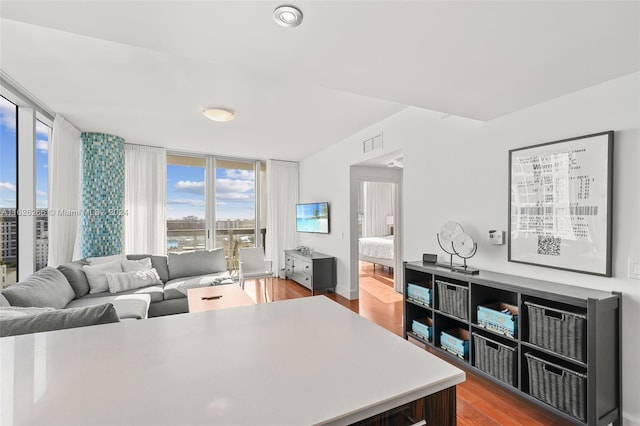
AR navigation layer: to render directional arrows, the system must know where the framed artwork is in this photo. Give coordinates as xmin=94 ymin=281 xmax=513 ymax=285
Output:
xmin=508 ymin=131 xmax=613 ymax=276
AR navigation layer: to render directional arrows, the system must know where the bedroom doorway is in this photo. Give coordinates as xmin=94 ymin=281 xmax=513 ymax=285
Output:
xmin=357 ymin=181 xmax=400 ymax=303
xmin=350 ymin=161 xmax=403 ymax=307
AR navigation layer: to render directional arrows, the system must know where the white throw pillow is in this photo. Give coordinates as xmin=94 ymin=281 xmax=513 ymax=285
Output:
xmin=87 ymin=254 xmax=127 ymax=265
xmin=83 ymin=261 xmax=123 ymax=294
xmin=121 ymin=257 xmax=152 ymax=273
xmin=106 ymin=269 xmax=162 ymax=294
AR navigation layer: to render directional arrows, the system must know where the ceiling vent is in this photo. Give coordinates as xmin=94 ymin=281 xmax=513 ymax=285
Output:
xmin=363 ymin=133 xmax=383 ymax=153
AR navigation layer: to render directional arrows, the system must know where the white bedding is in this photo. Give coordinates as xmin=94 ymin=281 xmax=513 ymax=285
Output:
xmin=359 ymin=236 xmax=394 ymax=260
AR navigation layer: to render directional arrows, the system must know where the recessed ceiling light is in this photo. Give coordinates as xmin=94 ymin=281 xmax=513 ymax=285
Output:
xmin=203 ymin=107 xmax=234 ymax=123
xmin=273 ymin=5 xmax=303 ymax=28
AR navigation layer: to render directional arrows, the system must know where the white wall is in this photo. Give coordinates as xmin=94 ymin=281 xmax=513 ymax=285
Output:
xmin=299 ymin=72 xmax=640 ymax=425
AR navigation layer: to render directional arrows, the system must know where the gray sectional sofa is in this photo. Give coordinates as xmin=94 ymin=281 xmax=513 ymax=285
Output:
xmin=0 ymin=250 xmax=233 ymax=326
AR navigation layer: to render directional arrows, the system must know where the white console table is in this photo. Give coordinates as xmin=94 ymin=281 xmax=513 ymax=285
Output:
xmin=1 ymin=297 xmax=464 ymax=425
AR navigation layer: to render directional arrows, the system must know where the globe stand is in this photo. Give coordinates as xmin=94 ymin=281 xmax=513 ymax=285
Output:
xmin=451 ymin=241 xmax=479 ymax=275
xmin=436 ymin=233 xmax=456 ymax=269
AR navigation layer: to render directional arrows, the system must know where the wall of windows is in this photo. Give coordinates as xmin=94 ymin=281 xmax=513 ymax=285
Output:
xmin=166 ymin=155 xmax=267 ymax=269
xmin=0 ymin=96 xmax=18 ymax=287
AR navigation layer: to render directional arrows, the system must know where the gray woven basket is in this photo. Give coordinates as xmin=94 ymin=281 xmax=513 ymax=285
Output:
xmin=525 ymin=301 xmax=586 ymax=362
xmin=472 ymin=332 xmax=516 ymax=386
xmin=436 ymin=281 xmax=468 ymax=320
xmin=525 ymin=352 xmax=586 ymax=421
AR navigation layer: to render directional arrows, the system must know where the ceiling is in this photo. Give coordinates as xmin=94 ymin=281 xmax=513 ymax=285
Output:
xmin=1 ymin=1 xmax=638 ymax=161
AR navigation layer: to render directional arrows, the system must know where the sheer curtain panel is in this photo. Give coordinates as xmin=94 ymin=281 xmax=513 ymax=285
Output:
xmin=124 ymin=144 xmax=166 ymax=254
xmin=362 ymin=182 xmax=394 ymax=237
xmin=265 ymin=160 xmax=299 ymax=274
xmin=48 ymin=114 xmax=81 ymax=266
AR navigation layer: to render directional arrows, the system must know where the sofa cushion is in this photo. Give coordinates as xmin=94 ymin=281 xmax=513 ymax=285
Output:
xmin=127 ymin=254 xmax=169 ymax=283
xmin=2 ymin=267 xmax=75 ymax=309
xmin=121 ymin=257 xmax=152 ymax=272
xmin=86 ymin=254 xmax=127 ymax=265
xmin=0 ymin=293 xmax=10 ymax=307
xmin=106 ymin=269 xmax=162 ymax=294
xmin=83 ymin=261 xmax=123 ymax=294
xmin=57 ymin=259 xmax=91 ymax=298
xmin=66 ymin=294 xmax=150 ymax=320
xmin=0 ymin=303 xmax=120 ymax=337
xmin=163 ymin=272 xmax=233 ymax=300
xmin=167 ymin=249 xmax=226 ymax=280
xmin=0 ymin=306 xmax=55 ymax=319
xmin=118 ymin=285 xmax=164 ymax=303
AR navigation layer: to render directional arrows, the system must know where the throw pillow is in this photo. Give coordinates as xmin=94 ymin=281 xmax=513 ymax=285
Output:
xmin=83 ymin=261 xmax=123 ymax=294
xmin=175 ymin=272 xmax=233 ymax=295
xmin=1 ymin=267 xmax=76 ymax=309
xmin=0 ymin=293 xmax=10 ymax=307
xmin=121 ymin=257 xmax=152 ymax=273
xmin=167 ymin=249 xmax=227 ymax=280
xmin=57 ymin=260 xmax=91 ymax=299
xmin=126 ymin=255 xmax=169 ymax=283
xmin=106 ymin=269 xmax=162 ymax=294
xmin=0 ymin=303 xmax=120 ymax=337
xmin=86 ymin=254 xmax=127 ymax=265
xmin=0 ymin=306 xmax=55 ymax=320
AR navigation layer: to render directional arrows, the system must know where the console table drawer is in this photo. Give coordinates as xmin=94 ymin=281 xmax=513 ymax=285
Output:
xmin=292 ymin=271 xmax=313 ymax=289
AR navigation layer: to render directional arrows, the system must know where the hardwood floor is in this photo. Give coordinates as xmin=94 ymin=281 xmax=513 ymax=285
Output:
xmin=242 ymin=268 xmax=569 ymax=425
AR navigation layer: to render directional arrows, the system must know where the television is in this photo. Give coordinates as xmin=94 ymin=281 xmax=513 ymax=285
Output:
xmin=296 ymin=202 xmax=330 ymax=234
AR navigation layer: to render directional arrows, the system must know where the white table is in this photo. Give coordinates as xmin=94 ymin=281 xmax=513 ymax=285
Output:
xmin=0 ymin=296 xmax=464 ymax=425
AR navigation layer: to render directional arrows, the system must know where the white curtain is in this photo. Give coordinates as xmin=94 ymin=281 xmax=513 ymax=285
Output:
xmin=48 ymin=114 xmax=81 ymax=266
xmin=124 ymin=144 xmax=166 ymax=254
xmin=362 ymin=182 xmax=394 ymax=237
xmin=265 ymin=160 xmax=299 ymax=274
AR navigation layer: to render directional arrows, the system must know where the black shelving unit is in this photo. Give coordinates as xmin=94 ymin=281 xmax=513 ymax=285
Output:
xmin=403 ymin=261 xmax=621 ymax=426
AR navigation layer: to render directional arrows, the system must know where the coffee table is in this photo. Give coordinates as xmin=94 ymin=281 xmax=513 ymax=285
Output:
xmin=187 ymin=283 xmax=255 ymax=313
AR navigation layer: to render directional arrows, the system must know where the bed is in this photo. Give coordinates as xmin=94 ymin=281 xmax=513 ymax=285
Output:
xmin=359 ymin=235 xmax=394 ymax=270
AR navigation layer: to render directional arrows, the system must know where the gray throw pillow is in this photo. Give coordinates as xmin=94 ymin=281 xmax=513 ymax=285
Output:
xmin=127 ymin=255 xmax=169 ymax=283
xmin=167 ymin=249 xmax=227 ymax=280
xmin=83 ymin=261 xmax=123 ymax=294
xmin=57 ymin=259 xmax=91 ymax=298
xmin=0 ymin=303 xmax=120 ymax=337
xmin=2 ymin=267 xmax=75 ymax=309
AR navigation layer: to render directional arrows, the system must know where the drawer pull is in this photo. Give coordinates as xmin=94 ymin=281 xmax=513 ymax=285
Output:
xmin=305 ymin=265 xmax=310 ymax=269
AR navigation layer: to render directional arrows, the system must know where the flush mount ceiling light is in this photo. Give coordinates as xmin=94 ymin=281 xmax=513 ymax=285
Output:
xmin=273 ymin=5 xmax=303 ymax=27
xmin=202 ymin=107 xmax=234 ymax=122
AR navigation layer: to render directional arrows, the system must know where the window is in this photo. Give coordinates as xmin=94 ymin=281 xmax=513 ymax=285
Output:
xmin=0 ymin=96 xmax=18 ymax=287
xmin=166 ymin=155 xmax=206 ymax=252
xmin=35 ymin=119 xmax=51 ymax=271
xmin=215 ymin=159 xmax=256 ymax=254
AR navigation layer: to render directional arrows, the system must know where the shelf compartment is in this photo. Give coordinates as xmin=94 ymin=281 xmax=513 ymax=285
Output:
xmin=524 ymin=300 xmax=586 ymax=362
xmin=524 ymin=352 xmax=587 ymax=422
xmin=407 ymin=282 xmax=432 ymax=307
xmin=477 ymin=302 xmax=518 ymax=338
xmin=472 ymin=331 xmax=518 ymax=387
xmin=411 ymin=317 xmax=433 ymax=342
xmin=440 ymin=327 xmax=470 ymax=360
xmin=436 ymin=280 xmax=469 ymax=321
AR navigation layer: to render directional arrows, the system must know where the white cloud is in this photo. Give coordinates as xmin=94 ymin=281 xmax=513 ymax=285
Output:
xmin=167 ymin=198 xmax=205 ymax=207
xmin=0 ymin=98 xmax=17 ymax=132
xmin=174 ymin=180 xmax=205 ymax=195
xmin=216 ymin=178 xmax=254 ymax=194
xmin=36 ymin=190 xmax=48 ymax=197
xmin=0 ymin=182 xmax=17 ymax=192
xmin=36 ymin=139 xmax=48 ymax=153
xmin=225 ymin=169 xmax=254 ymax=180
xmin=35 ymin=120 xmax=50 ymax=137
xmin=216 ymin=192 xmax=253 ymax=201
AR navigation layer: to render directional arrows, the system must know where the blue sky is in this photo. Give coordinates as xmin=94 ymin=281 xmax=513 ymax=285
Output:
xmin=166 ymin=165 xmax=255 ymax=220
xmin=0 ymin=96 xmax=50 ymax=209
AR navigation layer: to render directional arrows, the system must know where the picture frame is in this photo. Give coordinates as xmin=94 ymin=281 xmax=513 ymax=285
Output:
xmin=508 ymin=131 xmax=614 ymax=276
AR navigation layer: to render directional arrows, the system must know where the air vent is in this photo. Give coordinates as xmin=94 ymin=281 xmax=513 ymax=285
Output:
xmin=363 ymin=133 xmax=383 ymax=153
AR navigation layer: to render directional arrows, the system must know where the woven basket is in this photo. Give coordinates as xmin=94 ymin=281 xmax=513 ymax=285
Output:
xmin=436 ymin=281 xmax=468 ymax=320
xmin=525 ymin=352 xmax=586 ymax=421
xmin=525 ymin=301 xmax=586 ymax=361
xmin=473 ymin=332 xmax=517 ymax=386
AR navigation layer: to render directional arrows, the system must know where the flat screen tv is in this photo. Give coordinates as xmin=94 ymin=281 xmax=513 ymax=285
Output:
xmin=296 ymin=202 xmax=330 ymax=234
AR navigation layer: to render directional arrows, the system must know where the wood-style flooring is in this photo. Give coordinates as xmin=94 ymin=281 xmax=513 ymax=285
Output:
xmin=242 ymin=263 xmax=569 ymax=425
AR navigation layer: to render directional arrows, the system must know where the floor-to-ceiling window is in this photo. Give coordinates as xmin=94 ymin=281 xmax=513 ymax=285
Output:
xmin=35 ymin=119 xmax=51 ymax=270
xmin=0 ymin=96 xmax=18 ymax=287
xmin=214 ymin=159 xmax=256 ymax=254
xmin=166 ymin=155 xmax=206 ymax=252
